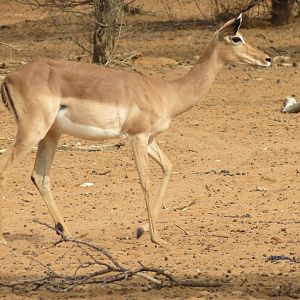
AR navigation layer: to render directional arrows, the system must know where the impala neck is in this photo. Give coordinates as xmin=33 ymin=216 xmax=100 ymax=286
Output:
xmin=170 ymin=38 xmax=224 ymax=118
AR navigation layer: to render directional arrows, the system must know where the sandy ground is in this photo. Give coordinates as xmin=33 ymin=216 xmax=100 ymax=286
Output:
xmin=0 ymin=1 xmax=299 ymax=299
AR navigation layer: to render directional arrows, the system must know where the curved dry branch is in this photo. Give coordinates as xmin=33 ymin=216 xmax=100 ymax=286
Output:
xmin=16 ymin=0 xmax=93 ymax=11
xmin=0 ymin=219 xmax=222 ymax=293
xmin=0 ymin=42 xmax=21 ymax=51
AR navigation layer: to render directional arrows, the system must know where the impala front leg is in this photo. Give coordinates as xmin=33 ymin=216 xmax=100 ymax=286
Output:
xmin=129 ymin=134 xmax=166 ymax=245
xmin=136 ymin=138 xmax=172 ymax=239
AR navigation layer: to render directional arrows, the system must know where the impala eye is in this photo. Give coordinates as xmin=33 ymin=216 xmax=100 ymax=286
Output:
xmin=232 ymin=36 xmax=242 ymax=44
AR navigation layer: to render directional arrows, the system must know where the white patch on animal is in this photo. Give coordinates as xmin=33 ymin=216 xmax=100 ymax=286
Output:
xmin=55 ymin=106 xmax=122 ymax=140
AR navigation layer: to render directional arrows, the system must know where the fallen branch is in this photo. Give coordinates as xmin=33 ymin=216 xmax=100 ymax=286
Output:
xmin=175 ymin=224 xmax=189 ymax=236
xmin=69 ymin=35 xmax=92 ymax=54
xmin=0 ymin=142 xmax=125 ymax=155
xmin=0 ymin=42 xmax=21 ymax=51
xmin=0 ymin=219 xmax=222 ymax=292
xmin=266 ymin=255 xmax=300 ymax=263
xmin=0 ymin=137 xmax=13 ymax=141
xmin=175 ymin=199 xmax=197 ymax=211
xmin=57 ymin=142 xmax=125 ymax=152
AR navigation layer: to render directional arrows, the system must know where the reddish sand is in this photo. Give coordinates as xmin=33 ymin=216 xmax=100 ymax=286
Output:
xmin=0 ymin=1 xmax=299 ymax=299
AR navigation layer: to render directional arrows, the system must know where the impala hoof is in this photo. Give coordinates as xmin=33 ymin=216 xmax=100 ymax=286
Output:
xmin=55 ymin=222 xmax=64 ymax=235
xmin=55 ymin=222 xmax=70 ymax=238
xmin=136 ymin=227 xmax=145 ymax=239
xmin=151 ymin=236 xmax=167 ymax=246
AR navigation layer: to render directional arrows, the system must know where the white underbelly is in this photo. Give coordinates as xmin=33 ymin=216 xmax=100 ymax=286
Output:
xmin=54 ymin=107 xmax=123 ymax=140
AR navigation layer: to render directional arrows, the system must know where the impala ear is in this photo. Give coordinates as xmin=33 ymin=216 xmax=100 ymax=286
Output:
xmin=218 ymin=13 xmax=243 ymax=39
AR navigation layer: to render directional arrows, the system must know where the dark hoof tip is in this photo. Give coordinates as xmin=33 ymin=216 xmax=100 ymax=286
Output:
xmin=55 ymin=223 xmax=64 ymax=236
xmin=136 ymin=227 xmax=144 ymax=239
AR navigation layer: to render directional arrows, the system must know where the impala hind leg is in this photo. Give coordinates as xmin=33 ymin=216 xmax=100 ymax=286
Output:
xmin=130 ymin=135 xmax=166 ymax=245
xmin=0 ymin=146 xmax=20 ymax=244
xmin=136 ymin=138 xmax=172 ymax=239
xmin=31 ymin=130 xmax=69 ymax=238
xmin=0 ymin=133 xmax=44 ymax=244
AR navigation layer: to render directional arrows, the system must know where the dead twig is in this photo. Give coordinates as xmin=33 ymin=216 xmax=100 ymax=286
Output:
xmin=0 ymin=219 xmax=222 ymax=292
xmin=57 ymin=142 xmax=125 ymax=152
xmin=16 ymin=0 xmax=93 ymax=11
xmin=0 ymin=42 xmax=21 ymax=51
xmin=33 ymin=219 xmax=127 ymax=270
xmin=0 ymin=137 xmax=14 ymax=141
xmin=266 ymin=255 xmax=300 ymax=264
xmin=104 ymin=10 xmax=124 ymax=66
xmin=182 ymin=233 xmax=229 ymax=239
xmin=68 ymin=35 xmax=92 ymax=54
xmin=175 ymin=199 xmax=197 ymax=211
xmin=0 ymin=142 xmax=125 ymax=155
xmin=175 ymin=224 xmax=189 ymax=235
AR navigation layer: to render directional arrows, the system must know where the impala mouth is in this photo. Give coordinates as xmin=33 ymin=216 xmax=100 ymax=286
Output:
xmin=245 ymin=59 xmax=271 ymax=67
xmin=241 ymin=55 xmax=272 ymax=67
xmin=237 ymin=59 xmax=271 ymax=67
xmin=256 ymin=60 xmax=272 ymax=67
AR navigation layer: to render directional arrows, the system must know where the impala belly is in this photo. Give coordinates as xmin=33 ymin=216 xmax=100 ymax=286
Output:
xmin=54 ymin=103 xmax=126 ymax=140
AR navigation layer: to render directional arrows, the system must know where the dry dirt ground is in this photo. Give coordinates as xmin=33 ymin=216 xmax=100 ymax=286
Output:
xmin=0 ymin=1 xmax=299 ymax=299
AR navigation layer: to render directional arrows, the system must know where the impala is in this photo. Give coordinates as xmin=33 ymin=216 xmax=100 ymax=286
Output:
xmin=0 ymin=14 xmax=271 ymax=245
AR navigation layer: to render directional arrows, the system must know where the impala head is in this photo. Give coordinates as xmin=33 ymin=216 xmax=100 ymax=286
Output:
xmin=214 ymin=14 xmax=271 ymax=67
